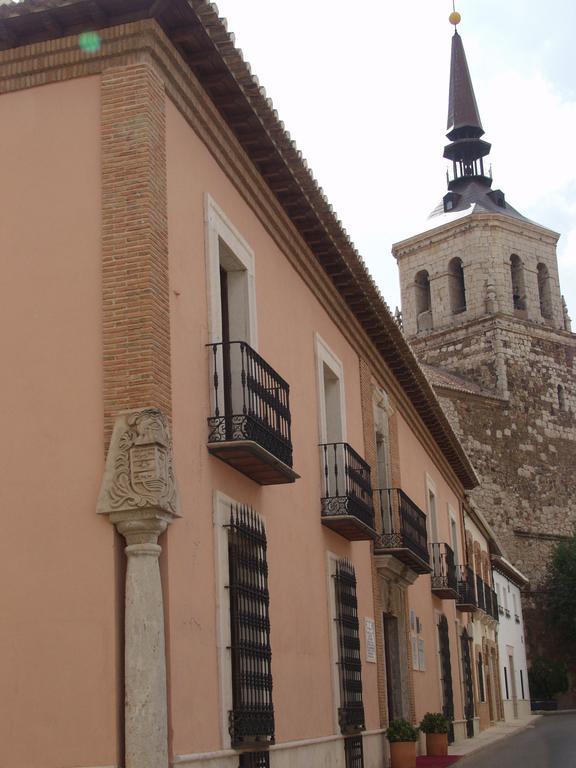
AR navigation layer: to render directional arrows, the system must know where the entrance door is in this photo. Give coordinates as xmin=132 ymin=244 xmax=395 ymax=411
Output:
xmin=437 ymin=615 xmax=455 ymax=743
xmin=383 ymin=613 xmax=403 ymax=722
xmin=460 ymin=629 xmax=475 ymax=738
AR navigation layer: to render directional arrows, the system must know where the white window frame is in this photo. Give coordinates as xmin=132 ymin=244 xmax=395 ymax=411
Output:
xmin=205 ymin=194 xmax=258 ymax=347
xmin=426 ymin=475 xmax=439 ymax=544
xmin=326 ymin=551 xmax=343 ymax=733
xmin=315 ymin=333 xmax=347 ymax=443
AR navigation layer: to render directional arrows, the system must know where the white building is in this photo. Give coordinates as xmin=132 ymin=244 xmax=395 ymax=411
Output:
xmin=492 ymin=557 xmax=531 ymax=720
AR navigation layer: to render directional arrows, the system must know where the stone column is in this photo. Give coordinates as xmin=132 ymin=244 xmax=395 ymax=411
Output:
xmin=98 ymin=409 xmax=180 ymax=768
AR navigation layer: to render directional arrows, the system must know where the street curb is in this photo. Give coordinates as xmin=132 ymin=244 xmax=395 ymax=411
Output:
xmin=536 ymin=708 xmax=576 ymax=716
xmin=451 ymin=716 xmax=542 ymax=764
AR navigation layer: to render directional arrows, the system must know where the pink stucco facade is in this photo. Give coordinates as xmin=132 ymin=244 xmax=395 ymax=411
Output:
xmin=165 ymin=97 xmax=379 ymax=756
xmin=0 ymin=77 xmax=120 ymax=767
xmin=0 ymin=10 xmax=483 ymax=768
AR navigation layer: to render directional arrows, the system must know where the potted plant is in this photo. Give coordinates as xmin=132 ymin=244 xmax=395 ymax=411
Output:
xmin=419 ymin=712 xmax=450 ymax=757
xmin=386 ymin=718 xmax=418 ymax=768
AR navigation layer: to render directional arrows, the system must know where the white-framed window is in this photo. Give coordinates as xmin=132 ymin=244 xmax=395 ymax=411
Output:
xmin=315 ymin=333 xmax=346 ymax=444
xmin=205 ymin=194 xmax=258 ymax=347
xmin=326 ymin=551 xmax=343 ymax=733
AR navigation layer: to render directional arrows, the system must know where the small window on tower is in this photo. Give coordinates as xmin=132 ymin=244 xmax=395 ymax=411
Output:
xmin=558 ymin=384 xmax=566 ymax=411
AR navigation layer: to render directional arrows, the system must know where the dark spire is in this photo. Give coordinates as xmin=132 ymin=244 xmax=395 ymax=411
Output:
xmin=447 ymin=30 xmax=484 ymax=140
xmin=443 ymin=30 xmax=491 ymax=190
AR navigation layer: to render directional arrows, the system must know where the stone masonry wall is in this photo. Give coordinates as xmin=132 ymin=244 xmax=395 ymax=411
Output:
xmin=412 ymin=317 xmax=576 ymax=661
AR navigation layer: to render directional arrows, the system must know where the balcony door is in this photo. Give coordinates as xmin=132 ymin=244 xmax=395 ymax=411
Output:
xmin=316 ymin=336 xmax=347 ymax=501
xmin=206 ymin=195 xmax=257 ymax=424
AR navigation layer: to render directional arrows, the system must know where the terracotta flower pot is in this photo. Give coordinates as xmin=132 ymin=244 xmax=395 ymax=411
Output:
xmin=389 ymin=740 xmax=417 ymax=768
xmin=426 ymin=732 xmax=448 ymax=756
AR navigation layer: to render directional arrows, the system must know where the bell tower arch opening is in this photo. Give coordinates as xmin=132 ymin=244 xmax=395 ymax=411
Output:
xmin=510 ymin=254 xmax=527 ymax=311
xmin=448 ymin=257 xmax=467 ymax=314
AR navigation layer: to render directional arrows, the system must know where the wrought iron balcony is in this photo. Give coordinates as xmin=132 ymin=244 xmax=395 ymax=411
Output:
xmin=207 ymin=341 xmax=299 ymax=485
xmin=430 ymin=543 xmax=459 ymax=599
xmin=373 ymin=488 xmax=431 ymax=575
xmin=320 ymin=442 xmax=375 ymax=541
xmin=485 ymin=586 xmax=499 ymax=621
xmin=456 ymin=565 xmax=477 ymax=612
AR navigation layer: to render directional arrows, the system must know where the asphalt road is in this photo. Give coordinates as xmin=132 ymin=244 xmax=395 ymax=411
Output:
xmin=461 ymin=714 xmax=576 ymax=768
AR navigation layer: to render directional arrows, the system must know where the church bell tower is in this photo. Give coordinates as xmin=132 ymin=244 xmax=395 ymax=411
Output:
xmin=392 ymin=13 xmax=576 ymax=667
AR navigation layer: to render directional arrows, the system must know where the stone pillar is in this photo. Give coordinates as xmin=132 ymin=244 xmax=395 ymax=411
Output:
xmin=98 ymin=409 xmax=180 ymax=768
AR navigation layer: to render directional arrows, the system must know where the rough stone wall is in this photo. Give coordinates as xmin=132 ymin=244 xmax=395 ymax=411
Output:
xmin=412 ymin=317 xmax=576 ymax=660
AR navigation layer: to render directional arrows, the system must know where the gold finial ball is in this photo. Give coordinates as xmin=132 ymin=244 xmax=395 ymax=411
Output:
xmin=449 ymin=11 xmax=461 ymax=26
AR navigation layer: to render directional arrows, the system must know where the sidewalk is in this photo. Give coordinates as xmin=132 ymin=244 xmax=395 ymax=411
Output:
xmin=449 ymin=714 xmax=541 ymax=759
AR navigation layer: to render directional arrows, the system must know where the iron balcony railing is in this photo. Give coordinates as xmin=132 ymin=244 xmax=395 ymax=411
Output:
xmin=457 ymin=565 xmax=477 ymax=607
xmin=476 ymin=573 xmax=486 ymax=612
xmin=375 ymin=488 xmax=430 ymax=566
xmin=207 ymin=341 xmax=293 ymax=467
xmin=431 ymin=543 xmax=458 ymax=595
xmin=482 ymin=582 xmax=499 ymax=621
xmin=320 ymin=442 xmax=374 ymax=531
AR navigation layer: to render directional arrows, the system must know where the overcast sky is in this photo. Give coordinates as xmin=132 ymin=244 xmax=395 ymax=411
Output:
xmin=215 ymin=0 xmax=576 ymax=319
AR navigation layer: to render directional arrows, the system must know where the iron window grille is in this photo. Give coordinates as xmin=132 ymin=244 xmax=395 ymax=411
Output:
xmin=334 ymin=559 xmax=366 ymax=734
xmin=437 ymin=614 xmax=455 ymax=743
xmin=344 ymin=735 xmax=364 ymax=768
xmin=227 ymin=505 xmax=275 ymax=749
xmin=239 ymin=751 xmax=270 ymax=768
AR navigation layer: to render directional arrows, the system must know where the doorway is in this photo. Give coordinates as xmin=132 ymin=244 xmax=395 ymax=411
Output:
xmin=383 ymin=613 xmax=403 ymax=722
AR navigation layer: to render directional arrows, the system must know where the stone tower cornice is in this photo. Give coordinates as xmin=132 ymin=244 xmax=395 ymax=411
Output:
xmin=393 ymin=211 xmax=560 ymax=261
xmin=408 ymin=311 xmax=576 ymax=349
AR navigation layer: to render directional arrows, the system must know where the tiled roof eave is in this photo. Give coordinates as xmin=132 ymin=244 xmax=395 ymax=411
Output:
xmin=0 ymin=0 xmax=479 ymax=491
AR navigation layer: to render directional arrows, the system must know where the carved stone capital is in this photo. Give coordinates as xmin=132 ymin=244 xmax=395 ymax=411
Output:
xmin=98 ymin=409 xmax=180 ymax=535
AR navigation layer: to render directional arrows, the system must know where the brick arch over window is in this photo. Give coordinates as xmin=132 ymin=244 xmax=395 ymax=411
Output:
xmin=448 ymin=257 xmax=467 ymax=314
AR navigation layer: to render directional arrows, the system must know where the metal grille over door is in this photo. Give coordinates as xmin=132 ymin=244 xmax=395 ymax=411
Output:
xmin=334 ymin=559 xmax=366 ymax=733
xmin=461 ymin=629 xmax=475 ymax=738
xmin=437 ymin=614 xmax=455 ymax=743
xmin=228 ymin=505 xmax=275 ymax=748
